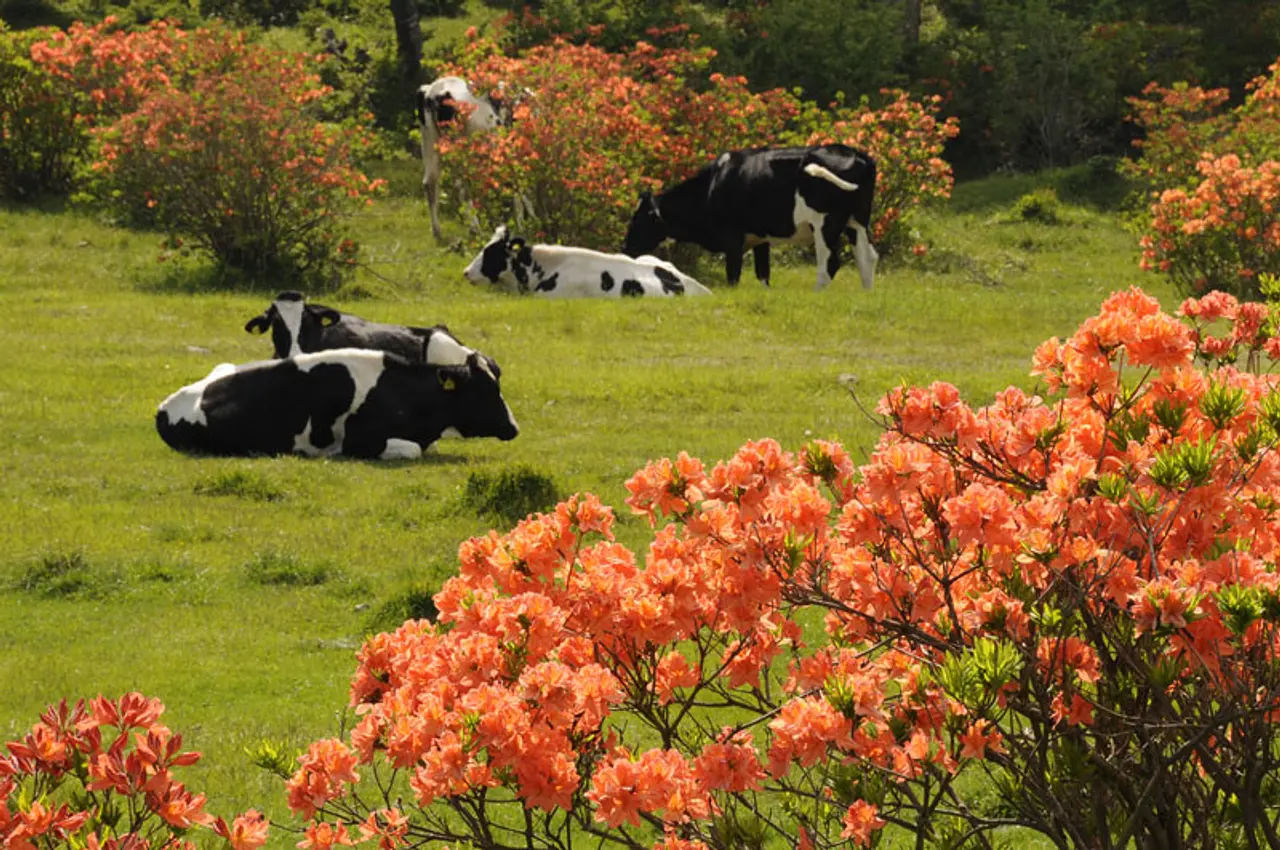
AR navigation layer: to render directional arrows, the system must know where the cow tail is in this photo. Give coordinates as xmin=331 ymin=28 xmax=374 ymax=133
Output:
xmin=803 ymin=163 xmax=859 ymax=192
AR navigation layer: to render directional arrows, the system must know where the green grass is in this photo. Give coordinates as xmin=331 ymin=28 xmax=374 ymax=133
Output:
xmin=0 ymin=161 xmax=1177 ymax=844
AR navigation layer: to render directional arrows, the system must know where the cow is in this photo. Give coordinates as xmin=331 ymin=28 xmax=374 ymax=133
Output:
xmin=464 ymin=226 xmax=712 ymax=298
xmin=155 ymin=349 xmax=519 ymax=460
xmin=621 ymin=143 xmax=879 ymax=291
xmin=417 ymin=75 xmax=519 ymax=241
xmin=244 ymin=291 xmax=477 ymax=367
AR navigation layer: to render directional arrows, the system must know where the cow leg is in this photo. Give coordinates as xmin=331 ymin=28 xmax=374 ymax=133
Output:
xmin=814 ymin=216 xmax=845 ymax=291
xmin=752 ymin=244 xmax=771 ymax=287
xmin=425 ymin=175 xmax=443 ymax=240
xmin=723 ymin=233 xmax=746 ymax=286
xmin=849 ymin=220 xmax=880 ymax=290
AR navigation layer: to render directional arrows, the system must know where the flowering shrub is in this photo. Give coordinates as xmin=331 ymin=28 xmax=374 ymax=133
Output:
xmin=0 ymin=25 xmax=89 ymax=199
xmin=2 ymin=692 xmax=268 ymax=849
xmin=288 ymin=286 xmax=1280 ymax=849
xmin=1140 ymin=154 xmax=1280 ymax=297
xmin=30 ymin=20 xmax=384 ymax=285
xmin=1130 ymin=58 xmax=1280 ymax=297
xmin=437 ymin=28 xmax=956 ymax=253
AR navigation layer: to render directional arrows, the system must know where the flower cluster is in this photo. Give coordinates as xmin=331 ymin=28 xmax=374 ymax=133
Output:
xmin=2 ymin=693 xmax=267 ymax=850
xmin=289 ymin=285 xmax=1280 ymax=848
xmin=437 ymin=27 xmax=956 ymax=253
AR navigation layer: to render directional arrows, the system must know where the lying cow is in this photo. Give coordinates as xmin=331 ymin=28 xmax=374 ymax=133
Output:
xmin=418 ymin=75 xmax=517 ymax=241
xmin=464 ymin=226 xmax=712 ymax=298
xmin=244 ymin=291 xmax=475 ymax=366
xmin=621 ymin=143 xmax=879 ymax=290
xmin=156 ymin=349 xmax=518 ymax=460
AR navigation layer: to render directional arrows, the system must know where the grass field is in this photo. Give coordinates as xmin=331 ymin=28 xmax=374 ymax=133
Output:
xmin=0 ymin=159 xmax=1178 ymax=843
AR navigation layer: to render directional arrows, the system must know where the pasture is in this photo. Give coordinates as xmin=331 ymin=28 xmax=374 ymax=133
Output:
xmin=0 ymin=165 xmax=1176 ymax=840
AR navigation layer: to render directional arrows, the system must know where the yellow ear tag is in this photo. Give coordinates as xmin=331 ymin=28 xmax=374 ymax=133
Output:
xmin=442 ymin=377 xmax=456 ymax=391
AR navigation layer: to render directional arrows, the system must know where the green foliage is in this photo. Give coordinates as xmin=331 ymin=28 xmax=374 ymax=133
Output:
xmin=461 ymin=463 xmax=562 ymax=526
xmin=1008 ymin=188 xmax=1065 ymax=224
xmin=0 ymin=25 xmax=87 ymax=199
xmin=13 ymin=549 xmax=101 ymax=597
xmin=365 ymin=584 xmax=440 ymax=634
xmin=193 ymin=469 xmax=288 ymax=502
xmin=244 ymin=550 xmax=337 ymax=587
xmin=715 ymin=0 xmax=906 ymax=107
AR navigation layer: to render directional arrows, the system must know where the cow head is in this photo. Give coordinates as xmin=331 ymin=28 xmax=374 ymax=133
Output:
xmin=463 ymin=226 xmax=535 ymax=293
xmin=621 ymin=192 xmax=666 ymax=258
xmin=437 ymin=352 xmax=519 ymax=441
xmin=244 ymin=291 xmax=341 ymax=358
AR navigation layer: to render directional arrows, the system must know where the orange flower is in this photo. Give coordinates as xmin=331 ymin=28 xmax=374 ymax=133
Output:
xmin=841 ymin=800 xmax=886 ymax=846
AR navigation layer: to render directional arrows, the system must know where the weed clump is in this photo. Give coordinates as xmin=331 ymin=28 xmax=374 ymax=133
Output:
xmin=244 ymin=550 xmax=334 ymax=587
xmin=1009 ymin=188 xmax=1065 ymax=224
xmin=194 ymin=470 xmax=286 ymax=502
xmin=461 ymin=465 xmax=562 ymax=526
xmin=16 ymin=550 xmax=110 ymax=598
xmin=365 ymin=585 xmax=439 ymax=635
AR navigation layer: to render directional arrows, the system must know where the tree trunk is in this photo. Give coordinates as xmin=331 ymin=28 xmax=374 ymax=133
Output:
xmin=389 ymin=0 xmax=423 ymax=87
xmin=903 ymin=0 xmax=921 ymax=47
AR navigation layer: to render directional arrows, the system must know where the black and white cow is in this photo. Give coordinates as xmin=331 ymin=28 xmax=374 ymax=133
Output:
xmin=155 ymin=349 xmax=518 ymax=460
xmin=463 ymin=226 xmax=712 ymax=298
xmin=244 ymin=291 xmax=475 ymax=366
xmin=417 ymin=75 xmax=516 ymax=241
xmin=621 ymin=144 xmax=878 ymax=290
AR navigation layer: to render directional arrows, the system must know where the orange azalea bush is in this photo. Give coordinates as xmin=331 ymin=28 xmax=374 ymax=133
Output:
xmin=1140 ymin=154 xmax=1280 ymax=297
xmin=289 ymin=287 xmax=1280 ymax=848
xmin=1131 ymin=58 xmax=1280 ymax=297
xmin=30 ymin=20 xmax=383 ymax=285
xmin=436 ymin=28 xmax=956 ymax=252
xmin=2 ymin=692 xmax=268 ymax=849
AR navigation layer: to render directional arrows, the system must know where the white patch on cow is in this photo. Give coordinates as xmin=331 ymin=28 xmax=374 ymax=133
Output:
xmin=424 ymin=333 xmax=472 ymax=366
xmin=380 ymin=438 xmax=423 ymax=460
xmin=290 ymin=348 xmax=387 ymax=455
xmin=156 ymin=362 xmax=238 ymax=426
xmin=803 ymin=162 xmax=859 ymax=192
xmin=439 ymin=426 xmax=463 ymax=439
xmin=291 ymin=419 xmax=335 ymax=457
xmin=274 ymin=297 xmax=306 ymax=357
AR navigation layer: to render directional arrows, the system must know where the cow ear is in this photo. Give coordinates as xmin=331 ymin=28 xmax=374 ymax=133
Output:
xmin=316 ymin=307 xmax=341 ymax=328
xmin=438 ymin=365 xmax=468 ymax=391
xmin=245 ymin=314 xmax=270 ymax=334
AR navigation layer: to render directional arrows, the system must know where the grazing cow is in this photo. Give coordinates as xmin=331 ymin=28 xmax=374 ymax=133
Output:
xmin=155 ymin=349 xmax=519 ymax=460
xmin=464 ymin=226 xmax=712 ymax=298
xmin=621 ymin=143 xmax=879 ymax=290
xmin=417 ymin=75 xmax=517 ymax=241
xmin=244 ymin=291 xmax=476 ymax=367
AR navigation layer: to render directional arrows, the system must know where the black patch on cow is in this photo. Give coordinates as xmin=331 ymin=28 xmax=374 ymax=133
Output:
xmin=601 ymin=271 xmax=615 ymax=292
xmin=653 ymin=266 xmax=685 ymax=295
xmin=434 ymin=94 xmax=458 ymax=125
xmin=535 ymin=273 xmax=559 ymax=293
xmin=479 ymin=238 xmax=509 ymax=284
xmin=621 ymin=279 xmax=645 ymax=297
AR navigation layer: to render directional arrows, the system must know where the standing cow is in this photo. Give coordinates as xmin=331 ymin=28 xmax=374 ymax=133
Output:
xmin=156 ymin=349 xmax=518 ymax=460
xmin=464 ymin=226 xmax=712 ymax=298
xmin=621 ymin=144 xmax=878 ymax=290
xmin=417 ymin=76 xmax=517 ymax=241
